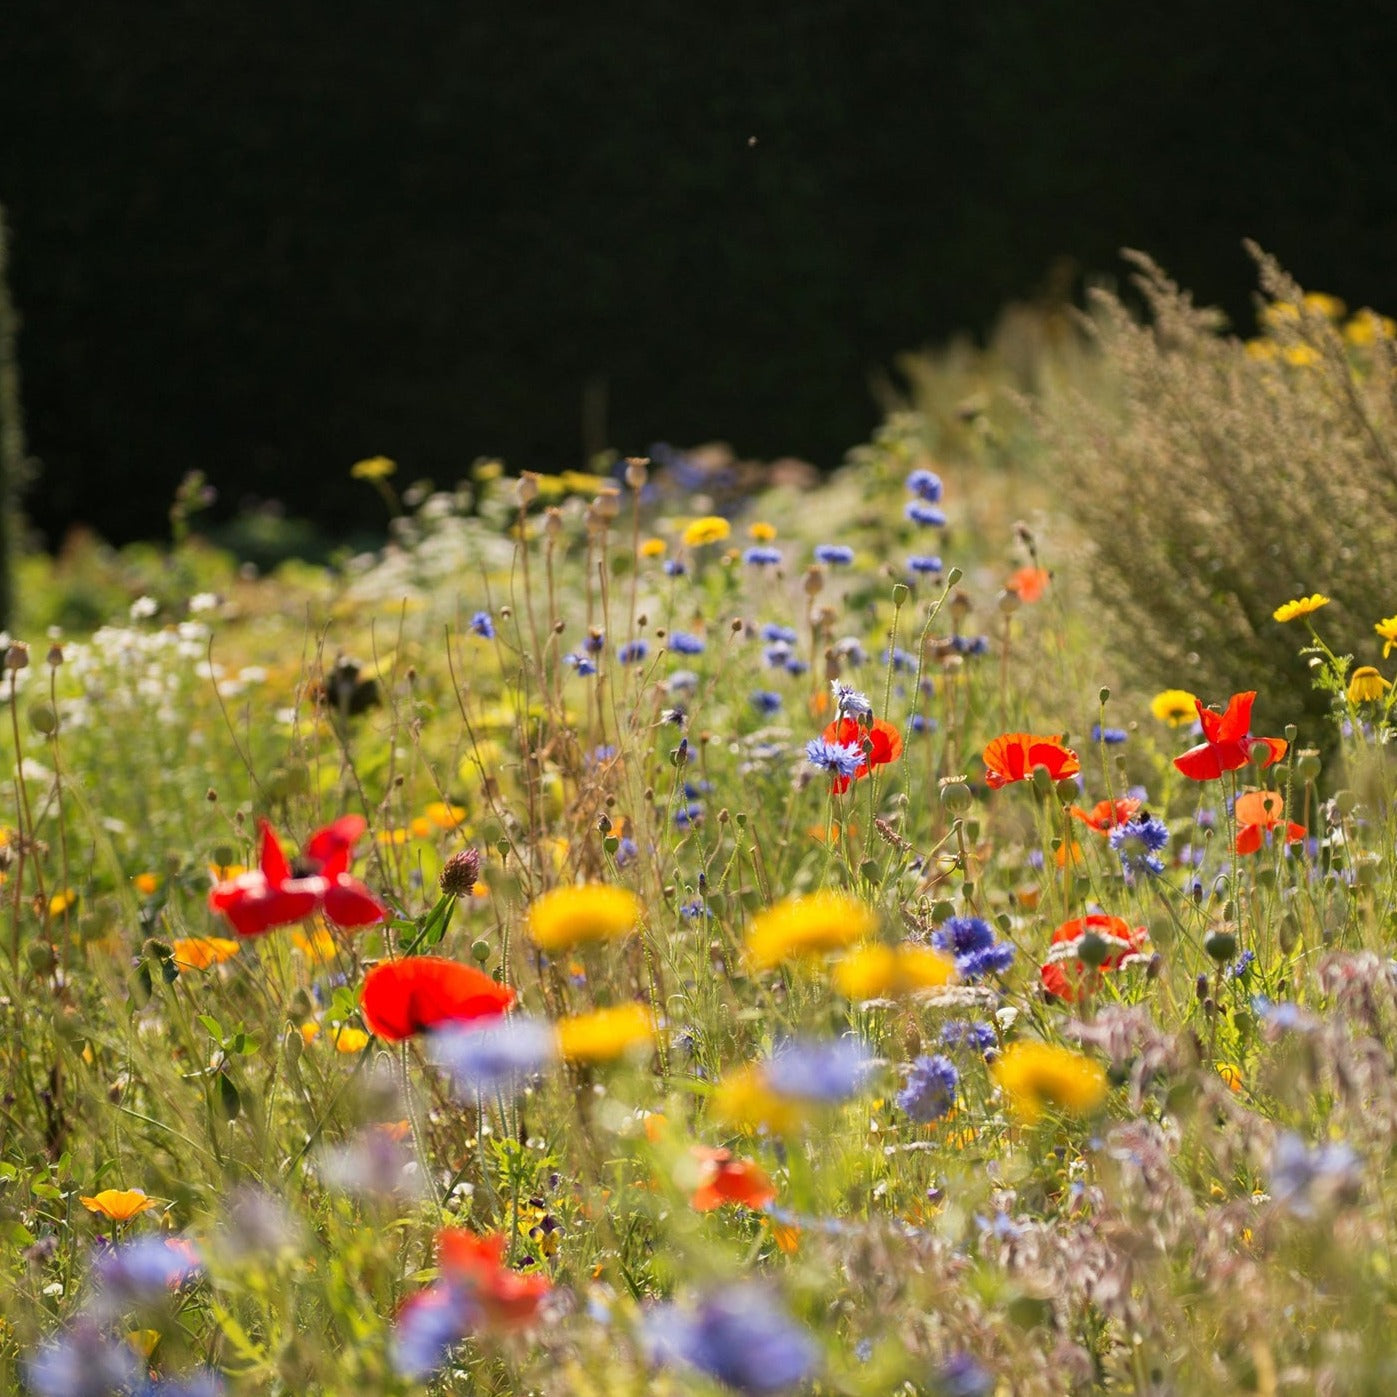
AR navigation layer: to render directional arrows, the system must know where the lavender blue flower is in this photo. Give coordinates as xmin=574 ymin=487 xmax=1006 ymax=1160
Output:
xmin=25 ymin=1320 xmax=142 ymax=1397
xmin=905 ymin=468 xmax=944 ymax=503
xmin=392 ymin=1281 xmax=479 ymax=1381
xmin=905 ymin=501 xmax=947 ymax=527
xmin=831 ymin=682 xmax=873 ymax=720
xmin=813 ymin=544 xmax=855 ymax=566
xmin=429 ymin=1018 xmax=558 ymax=1098
xmin=940 ymin=1019 xmax=997 ymax=1056
xmin=669 ymin=632 xmax=705 ymax=655
xmin=1109 ymin=814 xmax=1169 ymax=881
xmin=896 ymin=1054 xmax=958 ymax=1123
xmin=744 ymin=546 xmax=783 ymax=567
xmin=882 ymin=646 xmax=917 ymax=673
xmin=804 ymin=738 xmax=866 ymax=779
xmin=644 ymin=1288 xmax=819 ymax=1395
xmin=761 ymin=624 xmax=798 ymax=644
xmin=750 ymin=690 xmax=783 ymax=715
xmin=468 ymin=610 xmax=496 ymax=639
xmin=618 ymin=640 xmax=649 ymax=665
xmin=931 ymin=916 xmax=1015 ymax=979
xmin=1091 ymin=724 xmax=1128 ymax=744
xmin=910 ymin=713 xmax=938 ymax=734
xmin=765 ymin=1037 xmax=872 ymax=1102
xmin=907 ymin=555 xmax=943 ymax=575
xmin=93 ymin=1235 xmax=200 ymax=1301
xmin=1269 ymin=1131 xmax=1361 ymax=1218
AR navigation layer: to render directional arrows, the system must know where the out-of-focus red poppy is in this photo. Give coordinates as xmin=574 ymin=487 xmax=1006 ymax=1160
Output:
xmin=1070 ymin=797 xmax=1142 ymax=835
xmin=209 ymin=817 xmax=385 ymax=937
xmin=1040 ymin=914 xmax=1149 ymax=1002
xmin=688 ymin=1146 xmax=776 ymax=1212
xmin=821 ymin=716 xmax=903 ymax=794
xmin=437 ymin=1229 xmax=551 ymax=1327
xmin=360 ymin=956 xmax=515 ymax=1040
xmin=1233 ymin=790 xmax=1306 ymax=855
xmin=1173 ymin=692 xmax=1287 ymax=781
xmin=1005 ymin=567 xmax=1051 ymax=603
xmin=982 ymin=733 xmax=1080 ymax=790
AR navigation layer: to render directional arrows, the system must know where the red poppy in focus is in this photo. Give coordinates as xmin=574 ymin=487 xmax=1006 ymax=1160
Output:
xmin=821 ymin=716 xmax=903 ymax=794
xmin=982 ymin=733 xmax=1080 ymax=790
xmin=1040 ymin=914 xmax=1150 ymax=1002
xmin=1005 ymin=567 xmax=1051 ymax=603
xmin=360 ymin=956 xmax=515 ymax=1040
xmin=209 ymin=816 xmax=386 ymax=937
xmin=1234 ymin=790 xmax=1307 ymax=855
xmin=437 ymin=1229 xmax=551 ymax=1327
xmin=1069 ymin=797 xmax=1142 ymax=835
xmin=1173 ymin=692 xmax=1287 ymax=781
xmin=688 ymin=1146 xmax=776 ymax=1212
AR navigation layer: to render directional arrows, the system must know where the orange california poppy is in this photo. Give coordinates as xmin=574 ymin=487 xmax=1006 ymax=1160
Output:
xmin=437 ymin=1229 xmax=551 ymax=1327
xmin=688 ymin=1146 xmax=777 ymax=1212
xmin=360 ymin=956 xmax=515 ymax=1040
xmin=1233 ymin=790 xmax=1307 ymax=855
xmin=982 ymin=733 xmax=1080 ymax=790
xmin=1005 ymin=567 xmax=1051 ymax=603
xmin=820 ymin=716 xmax=903 ymax=794
xmin=1040 ymin=914 xmax=1150 ymax=1002
xmin=1173 ymin=692 xmax=1287 ymax=782
xmin=1069 ymin=797 xmax=1142 ymax=835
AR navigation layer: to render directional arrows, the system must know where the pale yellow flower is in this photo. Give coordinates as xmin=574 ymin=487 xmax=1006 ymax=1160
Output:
xmin=831 ymin=944 xmax=955 ymax=999
xmin=1347 ymin=666 xmax=1390 ymax=705
xmin=745 ymin=891 xmax=876 ymax=970
xmin=350 ymin=455 xmax=396 ymax=481
xmin=556 ymin=1004 xmax=654 ymax=1062
xmin=1149 ymin=689 xmax=1198 ymax=727
xmin=748 ymin=521 xmax=778 ymax=542
xmin=527 ymin=884 xmax=640 ymax=952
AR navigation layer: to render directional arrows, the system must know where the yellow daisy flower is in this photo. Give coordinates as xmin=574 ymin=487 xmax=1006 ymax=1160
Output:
xmin=556 ymin=1004 xmax=654 ymax=1062
xmin=680 ymin=516 xmax=731 ymax=548
xmin=748 ymin=521 xmax=778 ymax=542
xmin=527 ymin=884 xmax=640 ymax=952
xmin=1347 ymin=666 xmax=1390 ymax=704
xmin=745 ymin=891 xmax=877 ymax=971
xmin=350 ymin=455 xmax=396 ymax=481
xmin=830 ymin=944 xmax=955 ymax=1000
xmin=639 ymin=537 xmax=668 ymax=559
xmin=1273 ymin=594 xmax=1330 ymax=623
xmin=991 ymin=1042 xmax=1108 ymax=1124
xmin=1374 ymin=614 xmax=1397 ymax=658
xmin=1149 ymin=689 xmax=1199 ymax=727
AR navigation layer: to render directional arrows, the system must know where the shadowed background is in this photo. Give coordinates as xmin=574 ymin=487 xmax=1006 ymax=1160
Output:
xmin=4 ymin=1 xmax=1396 ymax=544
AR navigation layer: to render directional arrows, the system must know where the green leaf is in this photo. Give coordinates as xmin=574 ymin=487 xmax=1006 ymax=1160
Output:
xmin=217 ymin=1072 xmax=241 ymax=1121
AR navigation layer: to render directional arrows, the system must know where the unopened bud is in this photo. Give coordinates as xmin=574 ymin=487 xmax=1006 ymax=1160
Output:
xmin=516 ymin=472 xmax=540 ymax=507
xmin=46 ymin=644 xmax=64 ymax=668
xmin=803 ymin=566 xmax=825 ymax=598
xmin=4 ymin=642 xmax=29 ymax=672
xmin=624 ymin=457 xmax=649 ymax=490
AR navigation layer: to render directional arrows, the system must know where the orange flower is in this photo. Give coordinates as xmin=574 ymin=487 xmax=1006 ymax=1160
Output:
xmin=688 ymin=1147 xmax=776 ymax=1212
xmin=982 ymin=733 xmax=1080 ymax=790
xmin=437 ymin=1229 xmax=551 ymax=1327
xmin=171 ymin=936 xmax=240 ymax=970
xmin=1005 ymin=567 xmax=1050 ymax=603
xmin=820 ymin=716 xmax=903 ymax=794
xmin=1174 ymin=692 xmax=1287 ymax=782
xmin=80 ymin=1189 xmax=161 ymax=1222
xmin=1233 ymin=790 xmax=1306 ymax=855
xmin=1069 ymin=797 xmax=1142 ymax=835
xmin=1040 ymin=914 xmax=1149 ymax=1002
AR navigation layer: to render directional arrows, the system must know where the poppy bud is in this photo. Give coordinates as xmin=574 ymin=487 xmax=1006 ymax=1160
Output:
xmin=516 ymin=473 xmax=539 ymax=507
xmin=46 ymin=644 xmax=64 ymax=668
xmin=4 ymin=642 xmax=28 ymax=671
xmin=1076 ymin=932 xmax=1111 ymax=968
xmin=624 ymin=456 xmax=649 ymax=490
xmin=1296 ymin=749 xmax=1321 ymax=782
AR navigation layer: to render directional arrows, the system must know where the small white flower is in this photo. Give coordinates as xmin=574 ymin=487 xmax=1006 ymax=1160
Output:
xmin=129 ymin=596 xmax=159 ymax=621
xmin=188 ymin=592 xmax=220 ymax=614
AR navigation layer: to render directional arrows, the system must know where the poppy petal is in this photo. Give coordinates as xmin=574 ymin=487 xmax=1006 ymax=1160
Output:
xmin=361 ymin=957 xmax=516 ymax=1040
xmin=1215 ymin=692 xmax=1257 ymax=744
xmin=323 ymin=876 xmax=387 ymax=928
xmin=258 ymin=820 xmax=292 ymax=884
xmin=1174 ymin=743 xmax=1225 ymax=781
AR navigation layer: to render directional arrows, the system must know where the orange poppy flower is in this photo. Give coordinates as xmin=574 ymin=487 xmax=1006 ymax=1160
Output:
xmin=1233 ymin=790 xmax=1306 ymax=855
xmin=1173 ymin=692 xmax=1287 ymax=782
xmin=360 ymin=956 xmax=515 ymax=1040
xmin=688 ymin=1147 xmax=777 ymax=1212
xmin=982 ymin=733 xmax=1080 ymax=790
xmin=1040 ymin=914 xmax=1149 ymax=1002
xmin=820 ymin=716 xmax=903 ymax=794
xmin=1005 ymin=567 xmax=1050 ymax=603
xmin=437 ymin=1229 xmax=551 ymax=1327
xmin=1069 ymin=797 xmax=1142 ymax=835
xmin=80 ymin=1188 xmax=161 ymax=1222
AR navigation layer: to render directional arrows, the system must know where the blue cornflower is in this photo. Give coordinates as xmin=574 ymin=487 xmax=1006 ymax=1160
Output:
xmin=615 ymin=837 xmax=638 ymax=868
xmin=750 ymin=690 xmax=783 ymax=715
xmin=784 ymin=657 xmax=809 ymax=676
xmin=468 ymin=610 xmax=496 ymax=640
xmin=1270 ymin=1132 xmax=1361 ymax=1219
xmin=663 ymin=559 xmax=688 ymax=577
xmin=675 ymin=803 xmax=704 ymax=829
xmin=583 ymin=630 xmax=607 ymax=654
xmin=141 ymin=1371 xmax=226 ymax=1397
xmin=906 ymin=468 xmax=944 ymax=503
xmin=618 ymin=640 xmax=649 ymax=665
xmin=940 ymin=1019 xmax=997 ymax=1056
xmin=669 ymin=632 xmax=705 ymax=655
xmin=1226 ymin=949 xmax=1257 ymax=981
xmin=949 ymin=634 xmax=990 ymax=656
xmin=763 ymin=642 xmax=793 ymax=668
xmin=667 ymin=670 xmax=699 ymax=696
xmin=835 ymin=636 xmax=867 ymax=666
xmin=93 ymin=1236 xmax=200 ymax=1301
xmin=765 ymin=1037 xmax=873 ymax=1101
xmin=644 ymin=1287 xmax=820 ymax=1396
xmin=905 ymin=501 xmax=947 ymax=527
xmin=761 ymin=623 xmax=798 ymax=644
xmin=831 ymin=681 xmax=873 ymax=720
xmin=25 ymin=1320 xmax=142 ymax=1397
xmin=896 ymin=1054 xmax=959 ymax=1123
xmin=882 ymin=646 xmax=917 ymax=673
xmin=744 ymin=546 xmax=784 ymax=567
xmin=938 ymin=1354 xmax=993 ymax=1397
xmin=680 ymin=899 xmax=709 ymax=920
xmin=910 ymin=713 xmax=938 ymax=734
xmin=931 ymin=915 xmax=1015 ymax=979
xmin=1091 ymin=724 xmax=1128 ymax=744
xmin=1109 ymin=814 xmax=1169 ymax=881
xmin=805 ymin=737 xmax=866 ymax=779
xmin=564 ymin=653 xmax=597 ymax=676
xmin=392 ymin=1281 xmax=478 ymax=1381
xmin=585 ymin=744 xmax=618 ymax=767
xmin=813 ymin=544 xmax=855 ymax=566
xmin=429 ymin=1018 xmax=558 ymax=1098
xmin=907 ymin=554 xmax=943 ymax=575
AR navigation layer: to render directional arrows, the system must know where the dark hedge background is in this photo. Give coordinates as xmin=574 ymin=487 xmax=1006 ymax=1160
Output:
xmin=4 ymin=2 xmax=1397 ymax=544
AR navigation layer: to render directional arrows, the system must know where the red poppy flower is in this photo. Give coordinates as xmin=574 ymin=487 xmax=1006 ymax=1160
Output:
xmin=1040 ymin=914 xmax=1149 ymax=1002
xmin=437 ymin=1229 xmax=551 ymax=1327
xmin=1069 ymin=797 xmax=1142 ymax=835
xmin=1173 ymin=692 xmax=1287 ymax=781
xmin=1234 ymin=790 xmax=1307 ymax=855
xmin=688 ymin=1146 xmax=776 ymax=1212
xmin=982 ymin=733 xmax=1080 ymax=790
xmin=820 ymin=716 xmax=903 ymax=794
xmin=1005 ymin=566 xmax=1050 ymax=603
xmin=360 ymin=956 xmax=515 ymax=1040
xmin=209 ymin=817 xmax=385 ymax=937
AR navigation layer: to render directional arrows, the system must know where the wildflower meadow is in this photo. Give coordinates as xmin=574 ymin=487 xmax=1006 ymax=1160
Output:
xmin=5 ymin=262 xmax=1397 ymax=1395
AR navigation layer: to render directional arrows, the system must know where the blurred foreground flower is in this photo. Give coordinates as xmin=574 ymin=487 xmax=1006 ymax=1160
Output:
xmin=714 ymin=1038 xmax=873 ymax=1134
xmin=1270 ymin=1132 xmax=1361 ymax=1218
xmin=644 ymin=1287 xmax=819 ymax=1395
xmin=991 ymin=1041 xmax=1107 ymax=1124
xmin=556 ymin=1003 xmax=654 ymax=1062
xmin=687 ymin=1147 xmax=776 ymax=1212
xmin=437 ymin=1229 xmax=552 ymax=1326
xmin=526 ymin=884 xmax=640 ymax=951
xmin=981 ymin=733 xmax=1079 ymax=790
xmin=745 ymin=891 xmax=875 ymax=970
xmin=430 ymin=1016 xmax=558 ymax=1096
xmin=1040 ymin=914 xmax=1149 ymax=1002
xmin=208 ymin=816 xmax=385 ymax=937
xmin=831 ymin=943 xmax=954 ymax=1000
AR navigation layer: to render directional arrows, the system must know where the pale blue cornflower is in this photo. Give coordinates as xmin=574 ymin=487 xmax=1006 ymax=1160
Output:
xmin=805 ymin=737 xmax=866 ymax=780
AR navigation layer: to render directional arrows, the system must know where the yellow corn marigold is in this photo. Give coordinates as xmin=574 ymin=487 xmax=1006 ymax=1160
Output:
xmin=745 ymin=891 xmax=876 ymax=970
xmin=350 ymin=455 xmax=396 ymax=480
xmin=639 ymin=537 xmax=668 ymax=558
xmin=526 ymin=884 xmax=640 ymax=951
xmin=1149 ymin=689 xmax=1198 ymax=726
xmin=680 ymin=516 xmax=731 ymax=548
xmin=748 ymin=521 xmax=777 ymax=542
xmin=831 ymin=944 xmax=954 ymax=1000
xmin=711 ymin=1064 xmax=804 ymax=1136
xmin=556 ymin=1004 xmax=654 ymax=1062
xmin=1374 ymin=614 xmax=1397 ymax=658
xmin=1347 ymin=666 xmax=1390 ymax=704
xmin=171 ymin=936 xmax=240 ymax=971
xmin=991 ymin=1042 xmax=1108 ymax=1124
xmin=1273 ymin=593 xmax=1330 ymax=623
